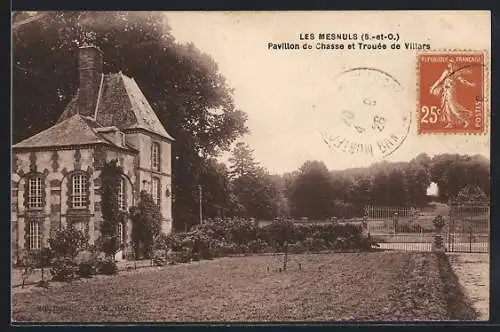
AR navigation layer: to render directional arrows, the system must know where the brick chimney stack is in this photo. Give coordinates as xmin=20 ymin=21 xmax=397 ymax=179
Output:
xmin=78 ymin=45 xmax=103 ymax=117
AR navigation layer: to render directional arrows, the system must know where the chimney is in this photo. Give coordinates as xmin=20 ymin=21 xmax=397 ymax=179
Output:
xmin=77 ymin=45 xmax=103 ymax=117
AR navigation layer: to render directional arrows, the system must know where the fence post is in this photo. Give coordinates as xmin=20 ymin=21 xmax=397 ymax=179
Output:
xmin=468 ymin=222 xmax=473 ymax=253
xmin=432 ymin=215 xmax=445 ymax=253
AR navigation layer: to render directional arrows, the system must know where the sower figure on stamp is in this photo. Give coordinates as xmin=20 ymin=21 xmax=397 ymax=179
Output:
xmin=429 ymin=59 xmax=476 ymax=128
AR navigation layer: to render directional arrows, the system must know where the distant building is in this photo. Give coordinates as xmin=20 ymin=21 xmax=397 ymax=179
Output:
xmin=426 ymin=182 xmax=439 ymax=197
xmin=11 ymin=45 xmax=174 ymax=262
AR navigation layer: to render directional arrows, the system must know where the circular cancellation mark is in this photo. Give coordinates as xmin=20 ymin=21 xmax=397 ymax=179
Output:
xmin=317 ymin=67 xmax=411 ymax=160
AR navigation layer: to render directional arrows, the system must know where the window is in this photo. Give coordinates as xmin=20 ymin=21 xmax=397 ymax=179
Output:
xmin=118 ymin=178 xmax=126 ymax=211
xmin=28 ymin=177 xmax=43 ymax=209
xmin=117 ymin=223 xmax=123 ymax=246
xmin=152 ymin=142 xmax=160 ymax=171
xmin=151 ymin=177 xmax=160 ymax=207
xmin=28 ymin=221 xmax=41 ymax=250
xmin=72 ymin=173 xmax=88 ymax=208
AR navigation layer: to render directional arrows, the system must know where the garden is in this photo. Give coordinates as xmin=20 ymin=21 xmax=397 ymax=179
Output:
xmin=12 ymin=250 xmax=477 ymax=322
xmin=12 ymin=216 xmax=478 ymax=322
xmin=14 ymin=217 xmax=377 ymax=288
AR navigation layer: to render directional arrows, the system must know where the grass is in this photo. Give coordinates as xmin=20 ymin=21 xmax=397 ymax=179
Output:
xmin=12 ymin=252 xmax=475 ymax=322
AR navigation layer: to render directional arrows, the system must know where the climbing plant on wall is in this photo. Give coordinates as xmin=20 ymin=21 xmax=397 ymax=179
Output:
xmin=100 ymin=159 xmax=125 ymax=258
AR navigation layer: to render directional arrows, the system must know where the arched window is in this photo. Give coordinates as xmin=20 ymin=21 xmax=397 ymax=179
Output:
xmin=151 ymin=142 xmax=160 ymax=171
xmin=151 ymin=177 xmax=160 ymax=207
xmin=71 ymin=173 xmax=89 ymax=208
xmin=27 ymin=176 xmax=44 ymax=209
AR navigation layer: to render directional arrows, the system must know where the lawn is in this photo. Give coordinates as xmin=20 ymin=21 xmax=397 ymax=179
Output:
xmin=12 ymin=251 xmax=476 ymax=322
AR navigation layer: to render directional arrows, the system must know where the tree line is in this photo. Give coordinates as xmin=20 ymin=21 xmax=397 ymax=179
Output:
xmin=12 ymin=12 xmax=490 ymax=231
xmin=202 ymin=145 xmax=490 ymax=224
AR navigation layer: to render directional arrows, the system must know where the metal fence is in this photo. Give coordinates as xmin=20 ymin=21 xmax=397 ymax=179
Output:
xmin=366 ymin=206 xmax=434 ymax=252
xmin=447 ymin=202 xmax=489 ymax=253
xmin=365 ymin=201 xmax=490 ymax=253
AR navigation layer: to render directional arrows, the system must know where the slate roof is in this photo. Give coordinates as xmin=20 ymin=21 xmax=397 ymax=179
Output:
xmin=12 ymin=113 xmax=133 ymax=150
xmin=57 ymin=72 xmax=174 ymax=141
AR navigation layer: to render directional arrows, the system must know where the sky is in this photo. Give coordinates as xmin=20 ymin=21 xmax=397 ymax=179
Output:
xmin=166 ymin=11 xmax=490 ymax=174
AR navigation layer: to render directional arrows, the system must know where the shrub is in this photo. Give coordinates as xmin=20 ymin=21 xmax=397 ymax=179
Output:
xmin=49 ymin=228 xmax=87 ymax=261
xmin=74 ymin=247 xmax=101 ymax=278
xmin=77 ymin=262 xmax=95 ymax=278
xmin=18 ymin=250 xmax=38 ymax=287
xmin=97 ymin=257 xmax=118 ymax=275
xmin=152 ymin=249 xmax=166 ymax=266
xmin=50 ymin=258 xmax=76 ymax=281
xmin=248 ymin=239 xmax=269 ymax=253
xmin=288 ymin=241 xmax=307 ymax=254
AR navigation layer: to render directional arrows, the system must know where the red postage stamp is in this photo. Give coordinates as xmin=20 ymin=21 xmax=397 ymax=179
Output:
xmin=418 ymin=51 xmax=487 ymax=134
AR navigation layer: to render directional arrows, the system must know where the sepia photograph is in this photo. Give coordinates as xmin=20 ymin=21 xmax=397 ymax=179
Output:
xmin=11 ymin=11 xmax=490 ymax=323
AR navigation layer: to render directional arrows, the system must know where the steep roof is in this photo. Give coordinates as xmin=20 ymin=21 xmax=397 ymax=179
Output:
xmin=13 ymin=113 xmax=133 ymax=150
xmin=58 ymin=72 xmax=174 ymax=141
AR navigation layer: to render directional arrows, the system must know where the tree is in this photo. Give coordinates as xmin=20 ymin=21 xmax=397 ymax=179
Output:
xmin=228 ymin=142 xmax=260 ymax=178
xmin=229 ymin=142 xmax=280 ymax=220
xmin=199 ymin=158 xmax=235 ymax=219
xmin=49 ymin=228 xmax=87 ymax=260
xmin=100 ymin=159 xmax=125 ymax=258
xmin=129 ymin=190 xmax=163 ymax=259
xmin=288 ymin=161 xmax=334 ymax=219
xmin=430 ymin=154 xmax=490 ymax=201
xmin=12 ymin=11 xmax=248 ymax=231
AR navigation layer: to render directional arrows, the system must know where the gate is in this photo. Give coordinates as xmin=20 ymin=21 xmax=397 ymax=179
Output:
xmin=365 ymin=205 xmax=434 ymax=252
xmin=447 ymin=185 xmax=490 ymax=253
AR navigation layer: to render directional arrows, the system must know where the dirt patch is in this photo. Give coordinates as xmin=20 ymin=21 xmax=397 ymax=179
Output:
xmin=446 ymin=253 xmax=489 ymax=321
xmin=436 ymin=252 xmax=479 ymax=320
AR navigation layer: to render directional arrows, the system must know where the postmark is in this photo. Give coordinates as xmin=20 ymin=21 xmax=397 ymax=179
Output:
xmin=317 ymin=67 xmax=411 ymax=159
xmin=417 ymin=51 xmax=487 ymax=135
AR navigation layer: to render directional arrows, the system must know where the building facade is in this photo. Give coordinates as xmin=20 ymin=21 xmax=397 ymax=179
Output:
xmin=11 ymin=45 xmax=174 ymax=262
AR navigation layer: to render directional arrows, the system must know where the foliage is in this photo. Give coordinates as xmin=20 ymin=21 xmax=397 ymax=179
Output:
xmin=49 ymin=228 xmax=87 ymax=260
xmin=129 ymin=190 xmax=163 ymax=259
xmin=77 ymin=262 xmax=96 ymax=278
xmin=288 ymin=161 xmax=334 ymax=219
xmin=12 ymin=12 xmax=248 ymax=232
xmin=18 ymin=250 xmax=40 ymax=287
xmin=229 ymin=143 xmax=281 ymax=220
xmin=74 ymin=248 xmax=100 ymax=277
xmin=433 ymin=215 xmax=446 ymax=229
xmin=152 ymin=249 xmax=167 ymax=266
xmin=265 ymin=219 xmax=295 ymax=250
xmin=154 ymin=218 xmax=374 ymax=265
xmin=100 ymin=159 xmax=125 ymax=257
xmin=96 ymin=257 xmax=118 ymax=275
xmin=50 ymin=258 xmax=76 ymax=282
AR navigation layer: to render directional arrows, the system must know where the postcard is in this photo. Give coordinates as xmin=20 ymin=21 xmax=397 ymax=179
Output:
xmin=11 ymin=11 xmax=490 ymax=323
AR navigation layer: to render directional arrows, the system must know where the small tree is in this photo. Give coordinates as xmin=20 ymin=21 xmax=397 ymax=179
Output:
xmin=100 ymin=159 xmax=125 ymax=258
xmin=49 ymin=228 xmax=87 ymax=260
xmin=49 ymin=228 xmax=87 ymax=281
xmin=130 ymin=190 xmax=163 ymax=259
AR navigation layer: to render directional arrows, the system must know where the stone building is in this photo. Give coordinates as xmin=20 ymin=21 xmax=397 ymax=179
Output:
xmin=11 ymin=45 xmax=174 ymax=262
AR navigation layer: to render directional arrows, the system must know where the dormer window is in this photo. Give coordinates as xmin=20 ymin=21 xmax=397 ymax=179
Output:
xmin=152 ymin=142 xmax=160 ymax=171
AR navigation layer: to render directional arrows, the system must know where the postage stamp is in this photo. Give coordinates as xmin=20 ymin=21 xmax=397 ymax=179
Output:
xmin=417 ymin=51 xmax=487 ymax=135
